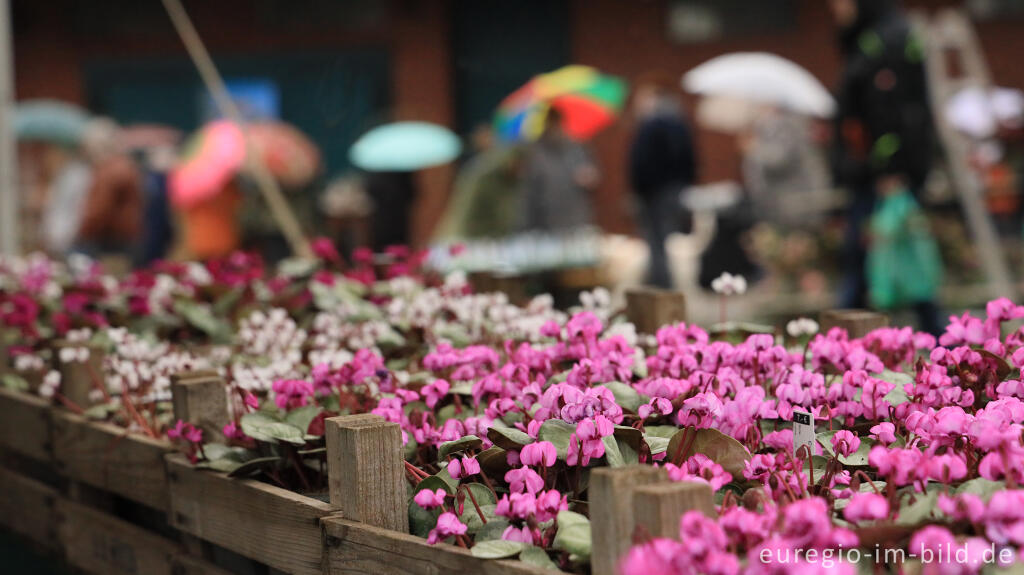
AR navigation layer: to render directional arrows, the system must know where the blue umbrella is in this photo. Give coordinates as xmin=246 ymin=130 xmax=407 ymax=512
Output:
xmin=14 ymin=99 xmax=90 ymax=145
xmin=349 ymin=122 xmax=461 ymax=172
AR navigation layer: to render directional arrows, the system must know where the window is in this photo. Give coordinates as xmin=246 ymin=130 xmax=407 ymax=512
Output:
xmin=667 ymin=0 xmax=797 ymax=43
xmin=968 ymin=0 xmax=1024 ymax=20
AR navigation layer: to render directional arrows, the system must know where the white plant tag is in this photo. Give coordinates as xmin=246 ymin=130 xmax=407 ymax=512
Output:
xmin=792 ymin=410 xmax=815 ymax=458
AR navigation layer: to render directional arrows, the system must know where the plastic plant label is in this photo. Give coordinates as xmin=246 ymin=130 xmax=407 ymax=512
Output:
xmin=793 ymin=410 xmax=815 ymax=459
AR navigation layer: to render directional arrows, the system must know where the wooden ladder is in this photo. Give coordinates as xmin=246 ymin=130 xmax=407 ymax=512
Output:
xmin=910 ymin=8 xmax=1016 ymax=300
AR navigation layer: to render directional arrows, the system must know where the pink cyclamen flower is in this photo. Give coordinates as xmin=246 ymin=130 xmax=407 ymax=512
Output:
xmin=831 ymin=430 xmax=860 ymax=458
xmin=166 ymin=420 xmax=202 ymax=444
xmin=520 ymin=441 xmax=558 ymax=468
xmin=243 ymin=392 xmax=259 ymax=410
xmin=427 ymin=512 xmax=467 ymax=544
xmin=448 ymin=456 xmax=480 ymax=480
xmin=638 ymin=397 xmax=673 ymax=420
xmin=505 ymin=467 xmax=544 ymax=494
xmin=869 ymin=422 xmax=897 ymax=445
xmin=421 ymin=379 xmax=450 ymax=409
xmin=843 ymin=492 xmax=889 ymax=522
xmin=414 ymin=488 xmax=446 ymax=509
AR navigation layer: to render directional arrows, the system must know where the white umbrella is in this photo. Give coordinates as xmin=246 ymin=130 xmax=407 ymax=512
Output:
xmin=683 ymin=52 xmax=835 ymax=118
xmin=945 ymin=86 xmax=1024 ymax=139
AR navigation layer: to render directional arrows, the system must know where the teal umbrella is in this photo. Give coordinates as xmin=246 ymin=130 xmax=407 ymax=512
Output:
xmin=14 ymin=99 xmax=90 ymax=145
xmin=349 ymin=122 xmax=461 ymax=172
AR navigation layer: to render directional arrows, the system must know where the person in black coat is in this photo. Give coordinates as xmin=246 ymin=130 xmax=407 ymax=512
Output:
xmin=830 ymin=0 xmax=943 ymax=334
xmin=629 ymin=82 xmax=698 ymax=288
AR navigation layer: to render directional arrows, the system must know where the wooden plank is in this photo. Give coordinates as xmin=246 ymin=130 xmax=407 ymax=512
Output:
xmin=325 ymin=414 xmax=407 ymax=531
xmin=625 ymin=287 xmax=687 ymax=335
xmin=632 ymin=481 xmax=716 ymax=539
xmin=166 ymin=454 xmax=331 ymax=575
xmin=171 ymin=373 xmax=230 ymax=442
xmin=322 ymin=516 xmax=549 ymax=575
xmin=819 ymin=309 xmax=889 ymax=339
xmin=53 ymin=341 xmax=104 ymax=408
xmin=589 ymin=466 xmax=668 ymax=575
xmin=58 ymin=498 xmax=179 ymax=575
xmin=172 ymin=553 xmax=239 ymax=575
xmin=0 ymin=466 xmax=59 ymax=549
xmin=0 ymin=386 xmax=52 ymax=462
xmin=52 ymin=410 xmax=170 ymax=511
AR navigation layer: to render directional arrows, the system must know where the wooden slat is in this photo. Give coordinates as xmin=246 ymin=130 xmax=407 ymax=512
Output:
xmin=625 ymin=287 xmax=687 ymax=335
xmin=52 ymin=411 xmax=170 ymax=511
xmin=819 ymin=309 xmax=888 ymax=339
xmin=0 ymin=466 xmax=59 ymax=548
xmin=58 ymin=498 xmax=179 ymax=575
xmin=171 ymin=553 xmax=239 ymax=575
xmin=325 ymin=414 xmax=407 ymax=532
xmin=589 ymin=466 xmax=668 ymax=575
xmin=632 ymin=481 xmax=716 ymax=539
xmin=166 ymin=454 xmax=331 ymax=575
xmin=322 ymin=517 xmax=549 ymax=575
xmin=0 ymin=387 xmax=52 ymax=462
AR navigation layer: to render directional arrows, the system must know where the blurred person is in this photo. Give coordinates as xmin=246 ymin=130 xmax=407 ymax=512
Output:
xmin=365 ymin=171 xmax=417 ymax=250
xmin=136 ymin=145 xmax=176 ymax=266
xmin=179 ymin=178 xmax=243 ymax=261
xmin=437 ymin=125 xmax=524 ymax=240
xmin=41 ymin=143 xmax=91 ymax=256
xmin=73 ymin=119 xmax=143 ymax=262
xmin=629 ymin=81 xmax=697 ymax=288
xmin=741 ymin=107 xmax=830 ymax=228
xmin=829 ymin=0 xmax=942 ymax=334
xmin=520 ymin=108 xmax=599 ymax=233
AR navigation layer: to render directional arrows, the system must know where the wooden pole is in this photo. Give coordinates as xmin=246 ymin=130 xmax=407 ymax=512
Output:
xmin=324 ymin=414 xmax=407 ymax=532
xmin=625 ymin=287 xmax=687 ymax=335
xmin=53 ymin=341 xmax=103 ymax=408
xmin=160 ymin=0 xmax=312 ymax=259
xmin=819 ymin=309 xmax=888 ymax=339
xmin=589 ymin=466 xmax=668 ymax=575
xmin=632 ymin=481 xmax=716 ymax=540
xmin=170 ymin=373 xmax=230 ymax=442
xmin=0 ymin=0 xmax=17 ymax=257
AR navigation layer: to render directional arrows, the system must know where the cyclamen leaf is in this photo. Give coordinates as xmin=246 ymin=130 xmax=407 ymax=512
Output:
xmin=408 ymin=498 xmax=442 ymax=538
xmin=475 ymin=518 xmax=511 ymax=542
xmin=552 ymin=510 xmax=591 ymax=558
xmin=602 ymin=436 xmax=639 ymax=467
xmin=471 ymin=539 xmax=525 ymax=559
xmin=519 ymin=546 xmax=559 ymax=570
xmin=667 ymin=427 xmax=751 ymax=477
xmin=284 ymin=405 xmax=323 ymax=435
xmin=954 ymin=478 xmax=1004 ymax=501
xmin=598 ymin=381 xmax=645 ymax=413
xmin=240 ymin=412 xmax=306 ymax=445
xmin=538 ymin=419 xmax=576 ymax=460
xmin=487 ymin=425 xmax=533 ymax=450
xmin=227 ymin=456 xmax=284 ymax=478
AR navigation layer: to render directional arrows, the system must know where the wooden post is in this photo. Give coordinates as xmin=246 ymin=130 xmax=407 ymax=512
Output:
xmin=819 ymin=309 xmax=889 ymax=339
xmin=632 ymin=481 xmax=716 ymax=540
xmin=324 ymin=414 xmax=407 ymax=532
xmin=171 ymin=373 xmax=230 ymax=442
xmin=625 ymin=287 xmax=687 ymax=335
xmin=589 ymin=466 xmax=668 ymax=575
xmin=53 ymin=341 xmax=104 ymax=408
xmin=0 ymin=0 xmax=16 ymax=257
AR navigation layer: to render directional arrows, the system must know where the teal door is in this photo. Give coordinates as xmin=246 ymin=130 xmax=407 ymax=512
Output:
xmin=453 ymin=0 xmax=570 ymax=134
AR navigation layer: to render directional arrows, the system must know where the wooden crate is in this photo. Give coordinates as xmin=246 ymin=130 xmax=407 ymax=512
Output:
xmin=0 ymin=466 xmax=60 ymax=550
xmin=322 ymin=516 xmax=549 ymax=575
xmin=166 ymin=454 xmax=332 ymax=575
xmin=0 ymin=387 xmax=53 ymax=462
xmin=58 ymin=498 xmax=233 ymax=575
xmin=52 ymin=410 xmax=171 ymax=512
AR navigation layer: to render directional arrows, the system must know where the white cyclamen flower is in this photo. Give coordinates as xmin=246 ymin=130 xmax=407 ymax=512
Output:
xmin=711 ymin=272 xmax=747 ymax=296
xmin=786 ymin=318 xmax=820 ymax=338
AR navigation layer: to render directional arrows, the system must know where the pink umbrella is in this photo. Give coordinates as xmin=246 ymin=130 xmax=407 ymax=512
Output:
xmin=169 ymin=121 xmax=246 ymax=209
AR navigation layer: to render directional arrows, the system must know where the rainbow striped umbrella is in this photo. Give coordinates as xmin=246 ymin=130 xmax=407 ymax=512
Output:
xmin=494 ymin=65 xmax=628 ymax=142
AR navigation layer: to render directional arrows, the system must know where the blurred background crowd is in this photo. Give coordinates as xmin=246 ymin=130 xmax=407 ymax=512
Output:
xmin=4 ymin=0 xmax=1024 ymax=329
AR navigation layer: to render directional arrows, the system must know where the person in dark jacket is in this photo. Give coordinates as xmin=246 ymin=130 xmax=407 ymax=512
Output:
xmin=629 ymin=82 xmax=698 ymax=288
xmin=830 ymin=0 xmax=942 ymax=334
